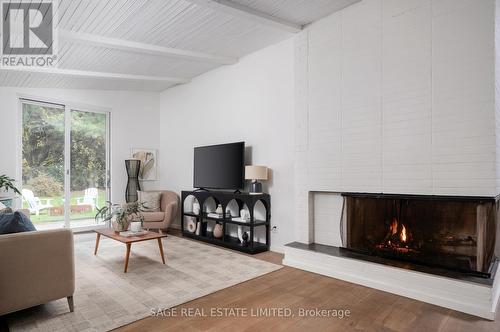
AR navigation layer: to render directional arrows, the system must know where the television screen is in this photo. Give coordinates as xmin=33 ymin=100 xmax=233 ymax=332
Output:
xmin=193 ymin=142 xmax=245 ymax=190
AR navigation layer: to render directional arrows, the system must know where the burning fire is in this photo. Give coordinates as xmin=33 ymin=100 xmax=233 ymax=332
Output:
xmin=389 ymin=218 xmax=398 ymax=236
xmin=401 ymin=225 xmax=407 ymax=243
xmin=377 ymin=218 xmax=412 ymax=253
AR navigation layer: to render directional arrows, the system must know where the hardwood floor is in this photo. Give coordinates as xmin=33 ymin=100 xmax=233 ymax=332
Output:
xmin=2 ymin=230 xmax=499 ymax=332
xmin=116 ymin=233 xmax=500 ymax=332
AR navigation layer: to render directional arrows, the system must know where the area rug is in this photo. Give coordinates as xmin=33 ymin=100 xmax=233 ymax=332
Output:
xmin=7 ymin=233 xmax=282 ymax=332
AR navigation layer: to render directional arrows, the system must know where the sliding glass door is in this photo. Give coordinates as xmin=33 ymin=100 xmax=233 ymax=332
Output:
xmin=21 ymin=100 xmax=110 ymax=230
xmin=69 ymin=109 xmax=109 ymax=228
xmin=21 ymin=101 xmax=66 ymax=227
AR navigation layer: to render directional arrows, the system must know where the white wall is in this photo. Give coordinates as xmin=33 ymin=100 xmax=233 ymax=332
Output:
xmin=496 ymin=0 xmax=500 ymax=195
xmin=295 ymin=0 xmax=496 ymax=243
xmin=0 ymin=87 xmax=161 ymax=204
xmin=159 ymin=38 xmax=295 ymax=251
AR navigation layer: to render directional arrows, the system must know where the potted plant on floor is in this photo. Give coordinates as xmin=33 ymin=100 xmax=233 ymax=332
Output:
xmin=0 ymin=175 xmax=21 ymax=207
xmin=95 ymin=201 xmax=146 ymax=233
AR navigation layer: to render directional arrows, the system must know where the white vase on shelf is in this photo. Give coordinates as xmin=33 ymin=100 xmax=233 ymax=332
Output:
xmin=195 ymin=221 xmax=201 ymax=235
xmin=193 ymin=202 xmax=200 ymax=215
xmin=237 ymin=208 xmax=250 ymax=243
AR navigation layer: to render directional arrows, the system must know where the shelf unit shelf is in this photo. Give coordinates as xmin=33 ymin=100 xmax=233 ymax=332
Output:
xmin=181 ymin=190 xmax=271 ymax=254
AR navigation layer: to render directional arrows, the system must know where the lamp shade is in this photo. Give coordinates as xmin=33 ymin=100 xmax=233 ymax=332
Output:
xmin=245 ymin=166 xmax=268 ymax=181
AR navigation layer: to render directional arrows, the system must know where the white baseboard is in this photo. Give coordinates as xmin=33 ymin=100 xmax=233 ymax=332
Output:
xmin=284 ymin=245 xmax=499 ymax=320
xmin=270 ymin=244 xmax=285 ymax=254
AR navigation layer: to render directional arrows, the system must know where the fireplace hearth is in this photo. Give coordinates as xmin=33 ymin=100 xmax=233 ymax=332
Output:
xmin=341 ymin=193 xmax=499 ymax=278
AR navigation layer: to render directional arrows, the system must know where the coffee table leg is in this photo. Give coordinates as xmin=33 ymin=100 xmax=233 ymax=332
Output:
xmin=124 ymin=243 xmax=131 ymax=273
xmin=94 ymin=233 xmax=101 ymax=255
xmin=157 ymin=238 xmax=165 ymax=264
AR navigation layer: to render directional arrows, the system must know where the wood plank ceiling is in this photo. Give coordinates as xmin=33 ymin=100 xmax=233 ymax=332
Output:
xmin=0 ymin=0 xmax=360 ymax=91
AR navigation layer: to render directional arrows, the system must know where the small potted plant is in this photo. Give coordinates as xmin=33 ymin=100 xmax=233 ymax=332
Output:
xmin=0 ymin=175 xmax=21 ymax=207
xmin=95 ymin=201 xmax=145 ymax=233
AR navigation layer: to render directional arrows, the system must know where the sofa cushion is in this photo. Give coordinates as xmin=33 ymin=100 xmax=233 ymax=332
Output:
xmin=141 ymin=211 xmax=165 ymax=222
xmin=138 ymin=191 xmax=162 ymax=212
xmin=0 ymin=211 xmax=36 ymax=234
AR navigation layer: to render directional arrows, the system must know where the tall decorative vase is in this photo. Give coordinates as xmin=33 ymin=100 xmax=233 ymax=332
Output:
xmin=125 ymin=159 xmax=141 ymax=203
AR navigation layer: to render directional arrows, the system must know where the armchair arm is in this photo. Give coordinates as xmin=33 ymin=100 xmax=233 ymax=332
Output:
xmin=158 ymin=191 xmax=179 ymax=230
xmin=0 ymin=229 xmax=75 ymax=315
xmin=163 ymin=201 xmax=178 ymax=229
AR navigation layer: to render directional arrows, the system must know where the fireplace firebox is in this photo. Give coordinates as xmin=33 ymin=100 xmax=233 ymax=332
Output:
xmin=341 ymin=193 xmax=499 ymax=278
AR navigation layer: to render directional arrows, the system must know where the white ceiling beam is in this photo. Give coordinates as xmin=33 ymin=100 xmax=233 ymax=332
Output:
xmin=186 ymin=0 xmax=302 ymax=33
xmin=59 ymin=29 xmax=238 ymax=65
xmin=0 ymin=66 xmax=190 ymax=84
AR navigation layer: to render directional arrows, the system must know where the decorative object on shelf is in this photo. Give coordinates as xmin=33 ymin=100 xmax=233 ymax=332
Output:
xmin=215 ymin=204 xmax=223 ymax=215
xmin=195 ymin=221 xmax=201 ymax=235
xmin=237 ymin=208 xmax=250 ymax=244
xmin=192 ymin=201 xmax=200 ymax=215
xmin=240 ymin=209 xmax=250 ymax=221
xmin=213 ymin=222 xmax=223 ymax=238
xmin=95 ymin=201 xmax=145 ymax=233
xmin=186 ymin=218 xmax=197 ymax=233
xmin=125 ymin=159 xmax=141 ymax=203
xmin=242 ymin=232 xmax=249 ymax=246
xmin=237 ymin=227 xmax=245 ymax=244
xmin=245 ymin=166 xmax=268 ymax=194
xmin=131 ymin=148 xmax=157 ymax=181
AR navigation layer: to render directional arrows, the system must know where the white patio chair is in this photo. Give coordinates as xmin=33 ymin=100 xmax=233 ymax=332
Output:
xmin=22 ymin=189 xmax=53 ymax=216
xmin=76 ymin=188 xmax=99 ymax=211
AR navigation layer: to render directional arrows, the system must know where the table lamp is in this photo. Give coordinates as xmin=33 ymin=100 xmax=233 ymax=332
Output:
xmin=245 ymin=166 xmax=268 ymax=194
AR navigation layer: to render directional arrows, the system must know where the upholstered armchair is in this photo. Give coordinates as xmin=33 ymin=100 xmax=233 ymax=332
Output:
xmin=140 ymin=190 xmax=179 ymax=233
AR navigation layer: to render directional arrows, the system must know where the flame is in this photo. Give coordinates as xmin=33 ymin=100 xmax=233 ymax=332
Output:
xmin=400 ymin=224 xmax=407 ymax=243
xmin=390 ymin=218 xmax=398 ymax=236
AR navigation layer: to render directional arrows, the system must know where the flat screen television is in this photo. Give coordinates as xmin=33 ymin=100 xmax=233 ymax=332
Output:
xmin=193 ymin=142 xmax=245 ymax=190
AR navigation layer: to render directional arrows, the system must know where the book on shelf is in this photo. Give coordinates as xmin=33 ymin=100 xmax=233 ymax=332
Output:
xmin=206 ymin=212 xmax=231 ymax=219
xmin=232 ymin=217 xmax=249 ymax=222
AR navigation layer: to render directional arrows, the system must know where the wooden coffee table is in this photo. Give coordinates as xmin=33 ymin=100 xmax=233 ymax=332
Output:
xmin=93 ymin=228 xmax=167 ymax=273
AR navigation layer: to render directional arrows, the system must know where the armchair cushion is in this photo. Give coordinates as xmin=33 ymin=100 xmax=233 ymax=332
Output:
xmin=141 ymin=211 xmax=165 ymax=222
xmin=0 ymin=212 xmax=36 ymax=234
xmin=138 ymin=191 xmax=161 ymax=212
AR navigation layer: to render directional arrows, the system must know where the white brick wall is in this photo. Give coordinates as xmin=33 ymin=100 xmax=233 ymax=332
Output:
xmin=295 ymin=0 xmax=497 ymax=243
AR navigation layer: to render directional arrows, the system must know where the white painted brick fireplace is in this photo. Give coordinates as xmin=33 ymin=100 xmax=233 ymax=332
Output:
xmin=285 ymin=0 xmax=500 ymax=319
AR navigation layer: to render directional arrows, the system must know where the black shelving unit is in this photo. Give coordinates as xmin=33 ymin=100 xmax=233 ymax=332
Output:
xmin=181 ymin=190 xmax=271 ymax=254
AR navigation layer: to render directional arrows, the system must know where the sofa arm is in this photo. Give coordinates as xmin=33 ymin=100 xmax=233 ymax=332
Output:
xmin=0 ymin=229 xmax=75 ymax=315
